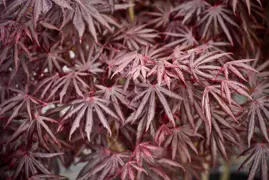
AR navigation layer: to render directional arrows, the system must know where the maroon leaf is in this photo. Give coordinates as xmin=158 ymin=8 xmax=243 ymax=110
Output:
xmin=238 ymin=143 xmax=269 ymax=180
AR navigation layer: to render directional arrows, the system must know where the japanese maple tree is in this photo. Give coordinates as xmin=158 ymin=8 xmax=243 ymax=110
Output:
xmin=1 ymin=0 xmax=269 ymax=180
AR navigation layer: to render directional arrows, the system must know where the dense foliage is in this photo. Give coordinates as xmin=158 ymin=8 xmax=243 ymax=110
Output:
xmin=1 ymin=0 xmax=269 ymax=179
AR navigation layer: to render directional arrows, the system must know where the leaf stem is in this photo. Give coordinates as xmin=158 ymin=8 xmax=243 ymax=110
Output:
xmin=128 ymin=0 xmax=135 ymax=22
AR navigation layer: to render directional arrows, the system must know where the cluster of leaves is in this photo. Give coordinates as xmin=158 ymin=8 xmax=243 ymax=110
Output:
xmin=1 ymin=0 xmax=269 ymax=180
